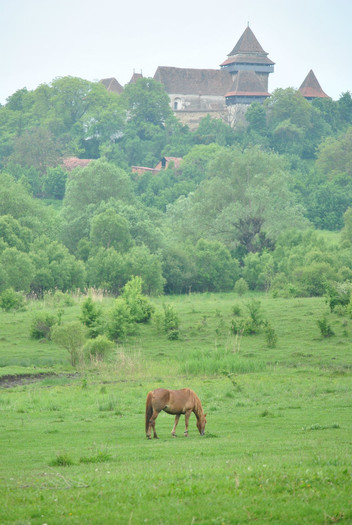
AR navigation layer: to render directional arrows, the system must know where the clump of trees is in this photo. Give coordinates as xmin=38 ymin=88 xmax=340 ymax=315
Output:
xmin=1 ymin=76 xmax=352 ymax=300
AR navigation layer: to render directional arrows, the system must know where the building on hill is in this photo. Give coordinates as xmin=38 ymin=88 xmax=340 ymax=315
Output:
xmin=154 ymin=25 xmax=274 ymax=128
xmin=132 ymin=156 xmax=182 ymax=176
xmin=298 ymin=69 xmax=329 ymax=100
xmin=220 ymin=25 xmax=274 ymax=91
xmin=100 ymin=77 xmax=124 ymax=94
xmin=100 ymin=26 xmax=330 ymax=129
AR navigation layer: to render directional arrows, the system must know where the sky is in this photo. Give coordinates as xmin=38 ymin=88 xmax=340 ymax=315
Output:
xmin=1 ymin=0 xmax=352 ymax=105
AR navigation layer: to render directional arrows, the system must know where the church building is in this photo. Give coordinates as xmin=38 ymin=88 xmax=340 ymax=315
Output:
xmin=101 ymin=25 xmax=329 ymax=129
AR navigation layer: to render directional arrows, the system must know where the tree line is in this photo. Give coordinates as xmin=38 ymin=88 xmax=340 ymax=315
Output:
xmin=1 ymin=76 xmax=352 ymax=298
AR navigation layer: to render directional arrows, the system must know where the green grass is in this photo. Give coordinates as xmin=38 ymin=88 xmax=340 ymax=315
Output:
xmin=0 ymin=292 xmax=352 ymax=523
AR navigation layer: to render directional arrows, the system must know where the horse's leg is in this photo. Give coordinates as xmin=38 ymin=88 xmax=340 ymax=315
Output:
xmin=184 ymin=409 xmax=192 ymax=436
xmin=149 ymin=410 xmax=160 ymax=439
xmin=171 ymin=414 xmax=180 ymax=437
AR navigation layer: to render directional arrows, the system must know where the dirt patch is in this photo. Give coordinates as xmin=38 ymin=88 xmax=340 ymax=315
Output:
xmin=0 ymin=373 xmax=79 ymax=388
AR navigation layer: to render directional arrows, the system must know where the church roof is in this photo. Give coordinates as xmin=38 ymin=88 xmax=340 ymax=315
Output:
xmin=299 ymin=69 xmax=329 ymax=99
xmin=225 ymin=70 xmax=270 ymax=98
xmin=100 ymin=77 xmax=124 ymax=94
xmin=129 ymin=72 xmax=143 ymax=84
xmin=221 ymin=26 xmax=274 ymax=67
xmin=154 ymin=66 xmax=233 ymax=95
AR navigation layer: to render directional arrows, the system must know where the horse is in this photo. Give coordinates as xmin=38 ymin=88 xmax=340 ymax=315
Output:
xmin=145 ymin=388 xmax=207 ymax=439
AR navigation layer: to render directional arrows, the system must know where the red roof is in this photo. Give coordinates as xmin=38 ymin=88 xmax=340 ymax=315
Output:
xmin=62 ymin=157 xmax=93 ymax=171
xmin=299 ymin=70 xmax=329 ymax=99
xmin=225 ymin=71 xmax=270 ymax=98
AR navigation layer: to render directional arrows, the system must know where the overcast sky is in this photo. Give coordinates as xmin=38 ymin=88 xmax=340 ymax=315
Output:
xmin=1 ymin=0 xmax=351 ymax=105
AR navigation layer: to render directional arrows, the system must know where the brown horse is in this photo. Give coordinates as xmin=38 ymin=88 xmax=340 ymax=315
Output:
xmin=145 ymin=388 xmax=207 ymax=439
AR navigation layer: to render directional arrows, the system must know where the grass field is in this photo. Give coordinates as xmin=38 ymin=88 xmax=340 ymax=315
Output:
xmin=1 ymin=292 xmax=351 ymax=524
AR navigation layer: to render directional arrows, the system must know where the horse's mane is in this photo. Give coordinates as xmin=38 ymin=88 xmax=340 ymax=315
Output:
xmin=192 ymin=391 xmax=204 ymax=420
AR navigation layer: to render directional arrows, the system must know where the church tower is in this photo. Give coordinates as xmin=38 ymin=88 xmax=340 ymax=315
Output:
xmin=220 ymin=25 xmax=274 ymax=105
xmin=299 ymin=70 xmax=329 ymax=100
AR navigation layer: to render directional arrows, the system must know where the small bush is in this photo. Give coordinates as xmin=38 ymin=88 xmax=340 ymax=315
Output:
xmin=264 ymin=323 xmax=278 ymax=348
xmin=80 ymin=297 xmax=103 ymax=338
xmin=51 ymin=321 xmax=86 ymax=366
xmin=49 ymin=453 xmax=74 ymax=467
xmin=83 ymin=336 xmax=115 ymax=362
xmin=232 ymin=304 xmax=242 ymax=316
xmin=106 ymin=298 xmax=134 ymax=342
xmin=163 ymin=304 xmax=180 ymax=340
xmin=30 ymin=312 xmax=57 ymax=340
xmin=317 ymin=316 xmax=335 ymax=338
xmin=234 ymin=278 xmax=249 ymax=296
xmin=231 ymin=317 xmax=256 ymax=336
xmin=122 ymin=276 xmax=154 ymax=323
xmin=0 ymin=288 xmax=25 ymax=312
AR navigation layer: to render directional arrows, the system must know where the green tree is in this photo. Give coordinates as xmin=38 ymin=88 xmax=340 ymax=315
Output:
xmin=90 ymin=209 xmax=133 ymax=251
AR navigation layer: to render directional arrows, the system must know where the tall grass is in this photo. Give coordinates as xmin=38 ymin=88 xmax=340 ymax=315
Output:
xmin=180 ymin=347 xmax=266 ymax=375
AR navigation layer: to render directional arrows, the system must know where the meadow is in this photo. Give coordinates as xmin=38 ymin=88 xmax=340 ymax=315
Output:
xmin=1 ymin=292 xmax=352 ymax=524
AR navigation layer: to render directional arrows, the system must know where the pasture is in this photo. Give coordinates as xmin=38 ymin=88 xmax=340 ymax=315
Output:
xmin=1 ymin=293 xmax=352 ymax=524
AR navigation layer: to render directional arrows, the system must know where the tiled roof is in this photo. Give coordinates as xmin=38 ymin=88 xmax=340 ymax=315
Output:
xmin=129 ymin=72 xmax=143 ymax=84
xmin=100 ymin=77 xmax=124 ymax=94
xmin=221 ymin=54 xmax=274 ymax=67
xmin=62 ymin=157 xmax=93 ymax=171
xmin=154 ymin=66 xmax=233 ymax=95
xmin=299 ymin=70 xmax=329 ymax=99
xmin=228 ymin=26 xmax=267 ymax=56
xmin=225 ymin=71 xmax=270 ymax=97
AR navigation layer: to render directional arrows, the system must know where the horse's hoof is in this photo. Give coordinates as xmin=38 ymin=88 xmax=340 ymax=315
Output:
xmin=147 ymin=436 xmax=151 ymax=440
xmin=154 ymin=436 xmax=159 ymax=439
xmin=171 ymin=433 xmax=177 ymax=438
xmin=184 ymin=433 xmax=188 ymax=437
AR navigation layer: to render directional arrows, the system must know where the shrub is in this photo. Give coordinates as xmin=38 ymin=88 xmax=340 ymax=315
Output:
xmin=317 ymin=316 xmax=335 ymax=337
xmin=83 ymin=336 xmax=115 ymax=362
xmin=245 ymin=299 xmax=264 ymax=329
xmin=264 ymin=323 xmax=278 ymax=348
xmin=230 ymin=317 xmax=256 ymax=336
xmin=0 ymin=288 xmax=25 ymax=312
xmin=163 ymin=304 xmax=180 ymax=340
xmin=106 ymin=298 xmax=134 ymax=342
xmin=80 ymin=297 xmax=103 ymax=337
xmin=30 ymin=312 xmax=57 ymax=340
xmin=234 ymin=278 xmax=248 ymax=296
xmin=51 ymin=321 xmax=86 ymax=366
xmin=122 ymin=276 xmax=154 ymax=323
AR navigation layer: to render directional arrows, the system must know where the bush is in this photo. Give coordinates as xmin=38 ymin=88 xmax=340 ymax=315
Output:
xmin=106 ymin=298 xmax=134 ymax=342
xmin=30 ymin=312 xmax=57 ymax=340
xmin=83 ymin=336 xmax=115 ymax=362
xmin=264 ymin=323 xmax=278 ymax=348
xmin=163 ymin=304 xmax=180 ymax=340
xmin=317 ymin=316 xmax=335 ymax=338
xmin=234 ymin=278 xmax=248 ymax=296
xmin=80 ymin=297 xmax=103 ymax=337
xmin=0 ymin=288 xmax=25 ymax=312
xmin=51 ymin=321 xmax=86 ymax=366
xmin=122 ymin=276 xmax=154 ymax=323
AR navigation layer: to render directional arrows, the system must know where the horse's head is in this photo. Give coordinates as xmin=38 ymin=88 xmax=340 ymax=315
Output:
xmin=197 ymin=413 xmax=207 ymax=436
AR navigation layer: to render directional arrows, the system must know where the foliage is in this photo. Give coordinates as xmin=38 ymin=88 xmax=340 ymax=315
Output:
xmin=106 ymin=298 xmax=134 ymax=342
xmin=83 ymin=335 xmax=115 ymax=362
xmin=80 ymin=297 xmax=103 ymax=338
xmin=234 ymin=278 xmax=249 ymax=296
xmin=122 ymin=276 xmax=154 ymax=323
xmin=162 ymin=303 xmax=180 ymax=340
xmin=29 ymin=312 xmax=58 ymax=340
xmin=51 ymin=321 xmax=86 ymax=366
xmin=317 ymin=316 xmax=335 ymax=338
xmin=0 ymin=288 xmax=25 ymax=312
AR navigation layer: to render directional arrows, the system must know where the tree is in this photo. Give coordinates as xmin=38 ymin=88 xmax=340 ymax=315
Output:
xmin=10 ymin=127 xmax=60 ymax=175
xmin=316 ymin=128 xmax=352 ymax=178
xmin=51 ymin=321 xmax=86 ymax=367
xmin=167 ymin=146 xmax=308 ymax=254
xmin=90 ymin=209 xmax=133 ymax=252
xmin=60 ymin=159 xmax=133 ymax=251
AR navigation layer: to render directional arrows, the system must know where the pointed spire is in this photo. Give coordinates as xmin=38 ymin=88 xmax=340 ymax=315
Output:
xmin=299 ymin=70 xmax=329 ymax=99
xmin=228 ymin=26 xmax=267 ymax=56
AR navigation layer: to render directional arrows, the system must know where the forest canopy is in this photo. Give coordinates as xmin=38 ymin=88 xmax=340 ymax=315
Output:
xmin=1 ymin=75 xmax=352 ymax=297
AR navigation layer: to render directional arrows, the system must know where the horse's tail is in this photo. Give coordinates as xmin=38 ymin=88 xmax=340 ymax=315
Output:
xmin=145 ymin=391 xmax=153 ymax=434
